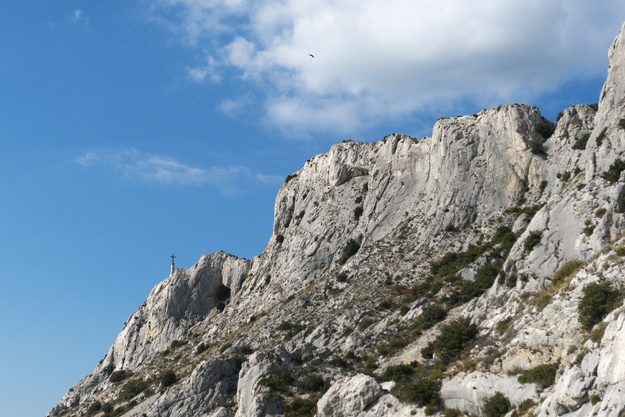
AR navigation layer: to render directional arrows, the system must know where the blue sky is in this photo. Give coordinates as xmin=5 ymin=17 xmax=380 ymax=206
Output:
xmin=2 ymin=1 xmax=625 ymax=416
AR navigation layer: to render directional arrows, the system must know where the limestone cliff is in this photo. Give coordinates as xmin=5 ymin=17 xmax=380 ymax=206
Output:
xmin=48 ymin=22 xmax=625 ymax=417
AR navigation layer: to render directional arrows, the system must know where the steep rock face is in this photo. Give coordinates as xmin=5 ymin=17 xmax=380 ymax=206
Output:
xmin=48 ymin=21 xmax=625 ymax=417
xmin=107 ymin=251 xmax=250 ymax=370
xmin=51 ymin=251 xmax=249 ymax=410
xmin=234 ymin=103 xmax=552 ymax=317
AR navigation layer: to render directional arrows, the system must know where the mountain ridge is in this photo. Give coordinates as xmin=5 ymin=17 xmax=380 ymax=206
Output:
xmin=48 ymin=21 xmax=625 ymax=417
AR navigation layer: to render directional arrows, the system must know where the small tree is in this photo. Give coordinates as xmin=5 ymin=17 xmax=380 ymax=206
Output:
xmin=338 ymin=239 xmax=360 ymax=265
xmin=518 ymin=362 xmax=559 ymax=388
xmin=524 ymin=230 xmax=543 ymax=252
xmin=601 ymin=158 xmax=625 ymax=183
xmin=421 ymin=317 xmax=478 ymax=363
xmin=160 ymin=369 xmax=178 ymax=388
xmin=578 ymin=279 xmax=621 ymax=330
xmin=483 ymin=392 xmax=511 ymax=417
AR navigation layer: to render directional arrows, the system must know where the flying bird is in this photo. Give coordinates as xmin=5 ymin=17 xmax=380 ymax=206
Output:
xmin=308 ymin=54 xmax=315 ymax=58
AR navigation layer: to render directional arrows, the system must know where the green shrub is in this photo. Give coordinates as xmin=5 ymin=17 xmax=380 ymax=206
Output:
xmin=258 ymin=371 xmax=294 ymax=393
xmin=551 ymin=260 xmax=585 ymax=287
xmin=518 ymin=362 xmax=559 ymax=388
xmin=196 ymin=342 xmax=210 ymax=354
xmin=517 ymin=399 xmax=536 ymax=413
xmin=379 ymin=364 xmax=415 ymax=383
xmin=557 ymin=171 xmax=571 ymax=182
xmin=596 ymin=208 xmax=607 ymax=218
xmin=535 ymin=121 xmax=555 ymax=139
xmin=530 ymin=142 xmax=548 ymax=157
xmin=505 ymin=274 xmax=517 ymax=288
xmin=238 ymin=345 xmax=254 ymax=355
xmin=421 ymin=317 xmax=478 ymax=363
xmin=285 ymin=324 xmax=306 ymax=341
xmin=573 ymin=133 xmax=591 ymax=150
xmin=354 ymin=206 xmax=364 ymax=221
xmin=301 ymin=374 xmax=329 ymax=393
xmin=444 ymin=260 xmax=502 ymax=306
xmin=524 ymin=231 xmax=542 ymax=252
xmin=619 ymin=119 xmax=625 ymax=129
xmin=578 ymin=279 xmax=621 ymax=330
xmin=413 ymin=304 xmax=448 ymax=330
xmin=482 ymin=392 xmax=511 ymax=417
xmin=282 ymin=397 xmax=317 ymax=417
xmin=338 ymin=239 xmax=360 ymax=265
xmin=120 ymin=378 xmax=150 ymax=400
xmin=87 ymin=401 xmax=102 ymax=416
xmin=278 ymin=321 xmax=295 ymax=331
xmin=601 ymin=158 xmax=625 ymax=183
xmin=394 ymin=374 xmax=442 ymax=407
xmin=583 ymin=221 xmax=595 ymax=236
xmin=358 ymin=317 xmax=376 ymax=331
xmin=160 ymin=369 xmax=177 ymax=388
xmin=590 ymin=322 xmax=608 ymax=343
xmin=328 ymin=356 xmax=350 ymax=368
xmin=430 ymin=227 xmax=516 ymax=279
xmin=596 ymin=127 xmax=608 ymax=146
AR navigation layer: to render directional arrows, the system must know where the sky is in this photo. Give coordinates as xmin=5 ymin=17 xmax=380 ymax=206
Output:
xmin=1 ymin=1 xmax=625 ymax=416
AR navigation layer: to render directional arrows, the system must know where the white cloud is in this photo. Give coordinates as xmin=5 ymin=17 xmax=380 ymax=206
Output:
xmin=149 ymin=0 xmax=625 ymax=135
xmin=69 ymin=9 xmax=90 ymax=30
xmin=219 ymin=93 xmax=254 ymax=115
xmin=74 ymin=149 xmax=275 ymax=194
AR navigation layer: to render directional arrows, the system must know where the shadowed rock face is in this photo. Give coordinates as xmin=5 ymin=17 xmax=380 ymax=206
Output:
xmin=49 ymin=22 xmax=625 ymax=417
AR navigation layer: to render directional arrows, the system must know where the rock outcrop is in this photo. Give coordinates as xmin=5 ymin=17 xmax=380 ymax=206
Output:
xmin=48 ymin=21 xmax=625 ymax=417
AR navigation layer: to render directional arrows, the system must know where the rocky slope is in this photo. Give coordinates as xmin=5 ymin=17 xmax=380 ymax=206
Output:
xmin=48 ymin=22 xmax=625 ymax=417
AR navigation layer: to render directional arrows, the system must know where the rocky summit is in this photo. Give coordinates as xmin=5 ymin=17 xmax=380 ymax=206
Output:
xmin=49 ymin=22 xmax=625 ymax=417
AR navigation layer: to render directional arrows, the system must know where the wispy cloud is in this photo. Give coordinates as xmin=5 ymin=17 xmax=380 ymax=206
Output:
xmin=149 ymin=0 xmax=625 ymax=135
xmin=47 ymin=9 xmax=91 ymax=31
xmin=69 ymin=9 xmax=90 ymax=30
xmin=74 ymin=149 xmax=281 ymax=194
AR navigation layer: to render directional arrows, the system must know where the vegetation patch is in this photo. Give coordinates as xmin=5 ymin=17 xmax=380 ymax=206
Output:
xmin=596 ymin=208 xmax=607 ymax=218
xmin=120 ymin=378 xmax=151 ymax=401
xmin=338 ymin=239 xmax=360 ymax=265
xmin=358 ymin=317 xmax=377 ymax=332
xmin=444 ymin=260 xmax=503 ymax=307
xmin=518 ymin=362 xmax=559 ymax=388
xmin=524 ymin=230 xmax=543 ymax=252
xmin=573 ymin=133 xmax=591 ymax=150
xmin=596 ymin=127 xmax=608 ymax=147
xmin=354 ymin=206 xmax=364 ymax=221
xmin=300 ymin=374 xmax=329 ymax=394
xmin=578 ymin=279 xmax=621 ymax=330
xmin=430 ymin=226 xmax=516 ymax=279
xmin=160 ymin=369 xmax=178 ymax=388
xmin=282 ymin=397 xmax=317 ymax=417
xmin=482 ymin=392 xmax=511 ymax=417
xmin=601 ymin=158 xmax=625 ymax=183
xmin=557 ymin=171 xmax=571 ymax=182
xmin=379 ymin=364 xmax=442 ymax=409
xmin=421 ymin=317 xmax=479 ymax=364
xmin=551 ymin=260 xmax=585 ymax=288
xmin=411 ymin=304 xmax=448 ymax=331
xmin=258 ymin=371 xmax=294 ymax=393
